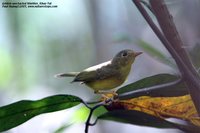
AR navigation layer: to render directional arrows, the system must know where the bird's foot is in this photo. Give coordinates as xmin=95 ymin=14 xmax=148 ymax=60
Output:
xmin=95 ymin=90 xmax=119 ymax=104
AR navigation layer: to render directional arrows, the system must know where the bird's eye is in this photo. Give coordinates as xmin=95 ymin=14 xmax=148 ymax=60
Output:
xmin=122 ymin=52 xmax=128 ymax=57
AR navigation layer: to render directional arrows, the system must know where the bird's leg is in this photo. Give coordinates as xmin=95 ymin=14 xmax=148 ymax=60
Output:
xmin=94 ymin=90 xmax=118 ymax=96
xmin=94 ymin=90 xmax=118 ymax=104
xmin=97 ymin=90 xmax=118 ymax=94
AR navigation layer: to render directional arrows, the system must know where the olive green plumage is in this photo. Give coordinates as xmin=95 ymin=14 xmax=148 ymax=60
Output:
xmin=55 ymin=49 xmax=142 ymax=94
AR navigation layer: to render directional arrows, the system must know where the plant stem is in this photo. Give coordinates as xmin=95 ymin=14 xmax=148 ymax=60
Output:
xmin=132 ymin=0 xmax=200 ymax=115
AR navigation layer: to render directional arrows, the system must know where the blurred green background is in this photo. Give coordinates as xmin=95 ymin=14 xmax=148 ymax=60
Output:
xmin=0 ymin=0 xmax=200 ymax=133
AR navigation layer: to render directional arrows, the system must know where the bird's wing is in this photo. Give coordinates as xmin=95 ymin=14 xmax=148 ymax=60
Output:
xmin=84 ymin=61 xmax=111 ymax=71
xmin=72 ymin=70 xmax=97 ymax=82
xmin=72 ymin=65 xmax=119 ymax=82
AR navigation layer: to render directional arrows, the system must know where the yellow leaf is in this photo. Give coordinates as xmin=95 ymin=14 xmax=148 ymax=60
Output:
xmin=105 ymin=94 xmax=200 ymax=126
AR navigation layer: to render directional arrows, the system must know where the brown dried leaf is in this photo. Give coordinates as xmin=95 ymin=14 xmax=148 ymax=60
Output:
xmin=105 ymin=94 xmax=200 ymax=126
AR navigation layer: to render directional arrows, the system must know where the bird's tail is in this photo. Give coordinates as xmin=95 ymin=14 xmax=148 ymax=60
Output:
xmin=54 ymin=72 xmax=79 ymax=78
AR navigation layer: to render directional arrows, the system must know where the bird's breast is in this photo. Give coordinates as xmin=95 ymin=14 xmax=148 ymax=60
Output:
xmin=85 ymin=76 xmax=124 ymax=91
xmin=85 ymin=63 xmax=132 ymax=91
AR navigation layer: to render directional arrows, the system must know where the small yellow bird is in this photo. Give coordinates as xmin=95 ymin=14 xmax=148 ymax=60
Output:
xmin=55 ymin=49 xmax=142 ymax=95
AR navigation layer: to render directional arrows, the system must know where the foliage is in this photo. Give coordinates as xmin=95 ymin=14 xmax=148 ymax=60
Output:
xmin=104 ymin=95 xmax=200 ymax=127
xmin=0 ymin=74 xmax=200 ymax=132
xmin=117 ymin=74 xmax=188 ymax=99
xmin=1 ymin=0 xmax=200 ymax=133
xmin=0 ymin=95 xmax=82 ymax=132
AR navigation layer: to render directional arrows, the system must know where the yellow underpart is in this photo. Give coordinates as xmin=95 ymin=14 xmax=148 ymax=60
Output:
xmin=86 ymin=62 xmax=133 ymax=91
xmin=86 ymin=76 xmax=124 ymax=91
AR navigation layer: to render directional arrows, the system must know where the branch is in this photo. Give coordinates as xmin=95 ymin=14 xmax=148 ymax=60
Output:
xmin=84 ymin=99 xmax=113 ymax=133
xmin=83 ymin=77 xmax=185 ymax=132
xmin=149 ymin=0 xmax=200 ymax=114
xmin=141 ymin=0 xmax=154 ymax=13
xmin=150 ymin=0 xmax=192 ymax=67
xmin=85 ymin=107 xmax=94 ymax=133
xmin=132 ymin=0 xmax=200 ymax=115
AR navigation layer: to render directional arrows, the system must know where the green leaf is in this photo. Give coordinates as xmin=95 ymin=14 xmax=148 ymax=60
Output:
xmin=0 ymin=95 xmax=82 ymax=132
xmin=99 ymin=110 xmax=175 ymax=128
xmin=99 ymin=110 xmax=200 ymax=133
xmin=138 ymin=39 xmax=176 ymax=68
xmin=117 ymin=74 xmax=188 ymax=99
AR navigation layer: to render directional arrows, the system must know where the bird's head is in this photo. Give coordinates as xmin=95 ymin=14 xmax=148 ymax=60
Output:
xmin=112 ymin=49 xmax=142 ymax=68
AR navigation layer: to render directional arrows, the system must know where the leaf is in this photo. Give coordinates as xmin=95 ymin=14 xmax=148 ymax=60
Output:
xmin=117 ymin=74 xmax=188 ymax=99
xmin=99 ymin=110 xmax=200 ymax=133
xmin=0 ymin=95 xmax=82 ymax=132
xmin=106 ymin=95 xmax=200 ymax=127
xmin=99 ymin=110 xmax=174 ymax=128
xmin=99 ymin=74 xmax=198 ymax=132
xmin=138 ymin=39 xmax=176 ymax=68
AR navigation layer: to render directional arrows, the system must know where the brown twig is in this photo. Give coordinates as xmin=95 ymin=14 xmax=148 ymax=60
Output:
xmin=132 ymin=0 xmax=200 ymax=115
xmin=84 ymin=99 xmax=113 ymax=133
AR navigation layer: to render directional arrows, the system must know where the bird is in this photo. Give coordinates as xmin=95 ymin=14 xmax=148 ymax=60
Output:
xmin=55 ymin=49 xmax=142 ymax=96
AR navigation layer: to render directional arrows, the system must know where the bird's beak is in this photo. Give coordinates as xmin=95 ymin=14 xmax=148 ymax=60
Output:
xmin=134 ymin=51 xmax=143 ymax=57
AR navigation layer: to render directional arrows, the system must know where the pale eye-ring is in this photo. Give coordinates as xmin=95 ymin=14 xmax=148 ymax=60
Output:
xmin=122 ymin=52 xmax=128 ymax=57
